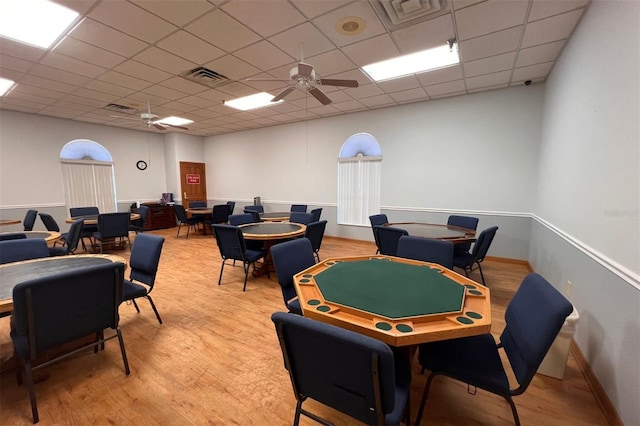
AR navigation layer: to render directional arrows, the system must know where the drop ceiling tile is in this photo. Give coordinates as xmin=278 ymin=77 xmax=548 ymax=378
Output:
xmin=392 ymin=14 xmax=455 ymax=54
xmin=98 ymin=70 xmax=155 ymax=91
xmin=29 ymin=64 xmax=91 ymax=86
xmin=159 ymin=77 xmax=209 ymax=95
xmin=512 ymin=61 xmax=554 ymax=81
xmin=0 ymin=38 xmax=46 ymax=62
xmin=54 ymin=37 xmax=126 ymax=69
xmin=312 ymin=2 xmax=387 ymax=47
xmin=180 ymin=95 xmax=217 ymax=108
xmin=222 ymin=1 xmax=306 ymax=38
xmin=346 ymin=83 xmax=384 ymax=98
xmin=521 ymin=9 xmax=585 ymax=48
xmin=290 ymin=0 xmax=348 ymax=19
xmin=389 ymin=87 xmax=428 ymax=102
xmin=157 ymin=31 xmax=226 ymax=65
xmin=307 ymin=49 xmax=357 ymax=76
xmin=378 ymin=75 xmax=422 ymax=92
xmin=459 ymin=26 xmax=523 ymax=61
xmin=0 ymin=54 xmax=35 ymax=73
xmin=6 ymin=90 xmax=58 ymax=106
xmin=113 ymin=60 xmax=173 ymax=84
xmin=133 ymin=47 xmax=198 ymax=76
xmin=61 ymin=94 xmax=108 ymax=108
xmin=20 ymin=75 xmax=78 ymax=93
xmin=425 ymin=79 xmax=466 ymax=96
xmin=234 ymin=41 xmax=295 ymax=73
xmin=465 ymin=70 xmax=511 ymax=89
xmin=161 ymin=100 xmax=200 ymax=113
xmin=268 ymin=22 xmax=335 ymax=59
xmin=452 ymin=0 xmax=485 ymax=10
xmin=69 ymin=18 xmax=148 ymax=57
xmin=468 ymin=83 xmax=508 ymax=93
xmin=141 ymin=84 xmax=190 ymax=101
xmin=11 ymin=84 xmax=67 ymax=101
xmin=341 ymin=34 xmax=400 ymax=66
xmin=0 ymin=98 xmax=45 ymax=112
xmin=186 ymin=10 xmax=261 ymax=53
xmin=215 ymin=81 xmax=256 ymax=98
xmin=529 ymin=0 xmax=589 ymax=21
xmin=416 ymin=65 xmax=463 ymax=86
xmin=40 ymin=52 xmax=106 ymax=78
xmin=83 ymin=79 xmax=136 ymax=97
xmin=88 ymin=1 xmax=178 ymax=44
xmin=130 ymin=0 xmax=215 ymax=27
xmin=515 ymin=40 xmax=566 ymax=67
xmin=204 ymin=55 xmax=260 ymax=81
xmin=51 ymin=100 xmax=94 ymax=113
xmin=73 ymin=87 xmax=122 ymax=102
xmin=332 ymin=99 xmax=368 ymax=111
xmin=464 ymin=52 xmax=516 ymax=77
xmin=455 ymin=0 xmax=528 ymax=41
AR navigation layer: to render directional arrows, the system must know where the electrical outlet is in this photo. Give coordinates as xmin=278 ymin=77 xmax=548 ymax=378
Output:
xmin=566 ymin=280 xmax=572 ymax=297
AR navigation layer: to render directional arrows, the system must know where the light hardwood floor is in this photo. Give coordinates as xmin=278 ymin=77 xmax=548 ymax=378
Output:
xmin=0 ymin=227 xmax=610 ymax=425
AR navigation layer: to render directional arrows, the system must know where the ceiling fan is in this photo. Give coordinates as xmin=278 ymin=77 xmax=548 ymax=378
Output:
xmin=250 ymin=50 xmax=359 ymax=105
xmin=110 ymin=101 xmax=189 ymax=131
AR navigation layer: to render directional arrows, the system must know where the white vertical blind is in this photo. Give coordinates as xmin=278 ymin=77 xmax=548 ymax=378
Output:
xmin=61 ymin=160 xmax=117 ymax=213
xmin=337 ymin=157 xmax=381 ymax=225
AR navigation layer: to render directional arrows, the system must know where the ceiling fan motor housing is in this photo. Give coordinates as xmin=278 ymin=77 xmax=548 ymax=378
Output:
xmin=290 ymin=63 xmax=315 ymax=86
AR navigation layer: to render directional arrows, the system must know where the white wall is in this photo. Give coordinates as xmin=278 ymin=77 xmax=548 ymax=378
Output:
xmin=532 ymin=0 xmax=640 ymax=424
xmin=163 ymin=132 xmax=205 ymax=203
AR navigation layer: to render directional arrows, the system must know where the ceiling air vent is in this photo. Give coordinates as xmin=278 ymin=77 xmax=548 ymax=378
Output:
xmin=181 ymin=66 xmax=232 ymax=89
xmin=370 ymin=0 xmax=450 ymax=31
xmin=104 ymin=103 xmax=138 ymax=114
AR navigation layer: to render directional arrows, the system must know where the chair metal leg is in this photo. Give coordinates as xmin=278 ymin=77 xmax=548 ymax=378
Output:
xmin=218 ymin=260 xmax=226 ymax=286
xmin=477 ymin=262 xmax=486 ymax=285
xmin=176 ymin=223 xmax=182 ymax=237
xmin=116 ymin=327 xmax=131 ymax=375
xmin=24 ymin=359 xmax=39 ymax=424
xmin=504 ymin=395 xmax=521 ymax=426
xmin=242 ymin=262 xmax=249 ymax=291
xmin=146 ymin=295 xmax=163 ymax=324
xmin=415 ymin=372 xmax=439 ymax=426
xmin=131 ymin=299 xmax=141 ymax=313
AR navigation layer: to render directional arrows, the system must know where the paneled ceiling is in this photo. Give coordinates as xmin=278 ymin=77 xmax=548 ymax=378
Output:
xmin=0 ymin=0 xmax=590 ymax=136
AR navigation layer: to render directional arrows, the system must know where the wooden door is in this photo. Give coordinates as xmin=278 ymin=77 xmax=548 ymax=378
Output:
xmin=180 ymin=162 xmax=207 ymax=205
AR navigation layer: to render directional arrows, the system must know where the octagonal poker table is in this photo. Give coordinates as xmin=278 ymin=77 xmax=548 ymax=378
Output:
xmin=294 ymin=255 xmax=491 ymax=347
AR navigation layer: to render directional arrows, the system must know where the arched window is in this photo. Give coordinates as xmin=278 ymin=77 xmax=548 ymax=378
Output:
xmin=337 ymin=133 xmax=382 ymax=226
xmin=60 ymin=140 xmax=117 ymax=213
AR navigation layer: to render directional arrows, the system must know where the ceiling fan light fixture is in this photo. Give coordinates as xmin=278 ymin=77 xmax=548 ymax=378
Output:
xmin=0 ymin=0 xmax=79 ymax=49
xmin=361 ymin=39 xmax=459 ymax=82
xmin=224 ymin=92 xmax=283 ymax=111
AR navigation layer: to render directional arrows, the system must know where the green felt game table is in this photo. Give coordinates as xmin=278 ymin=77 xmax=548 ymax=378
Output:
xmin=294 ymin=255 xmax=491 ymax=347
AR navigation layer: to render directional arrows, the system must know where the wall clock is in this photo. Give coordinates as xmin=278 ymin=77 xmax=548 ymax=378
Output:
xmin=136 ymin=160 xmax=148 ymax=170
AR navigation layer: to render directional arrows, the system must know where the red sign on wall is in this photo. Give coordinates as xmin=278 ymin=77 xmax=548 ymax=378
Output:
xmin=186 ymin=174 xmax=200 ymax=184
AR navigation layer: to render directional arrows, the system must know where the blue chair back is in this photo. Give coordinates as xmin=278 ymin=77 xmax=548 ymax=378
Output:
xmin=70 ymin=207 xmax=99 ymax=217
xmin=188 ymin=201 xmax=207 ymax=209
xmin=0 ymin=239 xmax=49 ymax=264
xmin=369 ymin=214 xmax=388 ymax=227
xmin=470 ymin=226 xmax=498 ymax=263
xmin=397 ymin=236 xmax=454 ymax=269
xmin=129 ymin=234 xmax=164 ymax=287
xmin=212 ymin=225 xmax=247 ymax=262
xmin=23 ymin=210 xmax=38 ymax=231
xmin=310 ymin=208 xmax=322 ymax=222
xmin=304 ymin=220 xmax=327 ymax=261
xmin=243 ymin=205 xmax=264 ymax=214
xmin=97 ymin=213 xmax=130 ymax=239
xmin=211 ymin=204 xmax=230 ymax=224
xmin=289 ymin=212 xmax=314 ymax=225
xmin=501 ymin=273 xmax=574 ymax=389
xmin=374 ymin=225 xmax=408 ymax=256
xmin=38 ymin=213 xmax=60 ymax=232
xmin=226 ymin=201 xmax=235 ymax=215
xmin=290 ymin=204 xmax=307 ymax=212
xmin=271 ymin=239 xmax=316 ymax=314
xmin=229 ymin=213 xmax=254 ymax=226
xmin=64 ymin=218 xmax=85 ymax=254
xmin=0 ymin=233 xmax=26 ymax=241
xmin=447 ymin=215 xmax=479 ymax=231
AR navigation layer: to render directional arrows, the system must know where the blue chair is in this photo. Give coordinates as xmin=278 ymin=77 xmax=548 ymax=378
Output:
xmin=23 ymin=210 xmax=38 ymax=231
xmin=226 ymin=201 xmax=235 ymax=215
xmin=204 ymin=204 xmax=231 ymax=230
xmin=447 ymin=215 xmax=479 ymax=255
xmin=212 ymin=224 xmax=268 ymax=291
xmin=369 ymin=214 xmax=389 ymax=253
xmin=0 ymin=233 xmax=26 ymax=241
xmin=243 ymin=205 xmax=264 ymax=214
xmin=70 ymin=207 xmax=99 ymax=251
xmin=310 ymin=208 xmax=322 ymax=222
xmin=174 ymin=204 xmax=200 ymax=238
xmin=415 ymin=273 xmax=574 ymax=426
xmin=0 ymin=239 xmax=49 ymax=264
xmin=270 ymin=238 xmax=316 ymax=315
xmin=272 ymin=312 xmax=411 ymax=426
xmin=122 ymin=234 xmax=165 ymax=324
xmin=290 ymin=204 xmax=307 ymax=212
xmin=453 ymin=226 xmax=498 ymax=285
xmin=304 ymin=220 xmax=327 ymax=262
xmin=374 ymin=225 xmax=407 ymax=256
xmin=38 ymin=213 xmax=60 ymax=232
xmin=129 ymin=205 xmax=149 ymax=234
xmin=228 ymin=213 xmax=255 ymax=226
xmin=93 ymin=213 xmax=131 ymax=253
xmin=11 ymin=262 xmax=130 ymax=423
xmin=289 ymin=212 xmax=314 ymax=225
xmin=48 ymin=219 xmax=84 ymax=257
xmin=188 ymin=201 xmax=207 ymax=209
xmin=396 ymin=235 xmax=454 ymax=269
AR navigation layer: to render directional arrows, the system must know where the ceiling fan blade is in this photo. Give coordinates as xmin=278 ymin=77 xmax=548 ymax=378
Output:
xmin=308 ymin=87 xmax=332 ymax=105
xmin=318 ymin=78 xmax=359 ymax=88
xmin=298 ymin=63 xmax=314 ymax=78
xmin=161 ymin=123 xmax=190 ymax=130
xmin=152 ymin=123 xmax=166 ymax=130
xmin=271 ymin=86 xmax=296 ymax=102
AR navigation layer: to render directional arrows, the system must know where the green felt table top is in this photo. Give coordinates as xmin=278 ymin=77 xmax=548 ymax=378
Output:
xmin=312 ymin=258 xmax=466 ymax=319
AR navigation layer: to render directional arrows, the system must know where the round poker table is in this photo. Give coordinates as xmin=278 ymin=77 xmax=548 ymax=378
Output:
xmin=259 ymin=212 xmax=291 ymax=222
xmin=386 ymin=222 xmax=475 ymax=244
xmin=65 ymin=213 xmax=140 ymax=225
xmin=0 ymin=231 xmax=61 ymax=244
xmin=240 ymin=222 xmax=306 ymax=277
xmin=0 ymin=219 xmax=21 ymax=226
xmin=0 ymin=254 xmax=126 ymax=314
xmin=294 ymin=255 xmax=491 ymax=347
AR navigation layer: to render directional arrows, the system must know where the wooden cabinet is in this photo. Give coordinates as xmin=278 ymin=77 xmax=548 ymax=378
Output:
xmin=133 ymin=204 xmax=175 ymax=231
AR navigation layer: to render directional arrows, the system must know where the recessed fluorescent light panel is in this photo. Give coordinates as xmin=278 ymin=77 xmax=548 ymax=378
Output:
xmin=156 ymin=116 xmax=194 ymax=126
xmin=224 ymin=92 xmax=283 ymax=111
xmin=0 ymin=0 xmax=79 ymax=49
xmin=361 ymin=41 xmax=460 ymax=82
xmin=0 ymin=78 xmax=16 ymax=96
